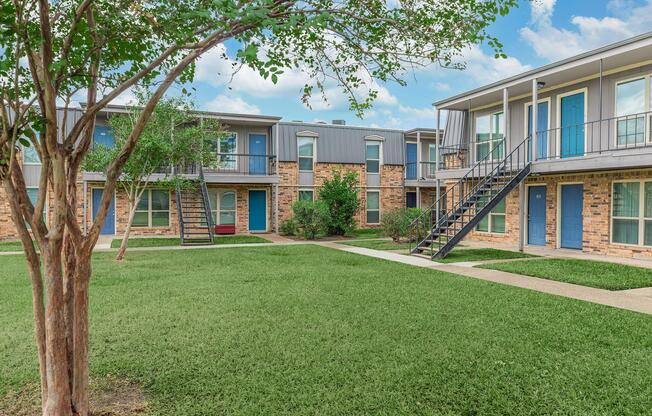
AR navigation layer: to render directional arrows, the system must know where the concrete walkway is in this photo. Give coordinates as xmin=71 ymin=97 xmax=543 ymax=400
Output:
xmin=320 ymin=242 xmax=652 ymax=316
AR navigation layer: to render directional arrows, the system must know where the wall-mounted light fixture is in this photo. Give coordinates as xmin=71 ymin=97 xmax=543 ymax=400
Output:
xmin=537 ymin=81 xmax=546 ymax=89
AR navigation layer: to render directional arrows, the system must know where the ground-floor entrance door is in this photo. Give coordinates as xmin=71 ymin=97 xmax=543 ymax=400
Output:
xmin=560 ymin=184 xmax=583 ymax=249
xmin=527 ymin=186 xmax=546 ymax=246
xmin=92 ymin=188 xmax=115 ymax=235
xmin=248 ymin=190 xmax=267 ymax=232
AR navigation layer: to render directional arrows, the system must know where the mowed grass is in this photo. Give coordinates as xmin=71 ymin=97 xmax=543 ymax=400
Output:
xmin=0 ymin=241 xmax=23 ymax=252
xmin=435 ymin=247 xmax=536 ymax=263
xmin=479 ymin=258 xmax=652 ymax=290
xmin=343 ymin=228 xmax=385 ymax=239
xmin=338 ymin=238 xmax=411 ymax=250
xmin=1 ymin=246 xmax=652 ymax=415
xmin=110 ymin=235 xmax=270 ymax=248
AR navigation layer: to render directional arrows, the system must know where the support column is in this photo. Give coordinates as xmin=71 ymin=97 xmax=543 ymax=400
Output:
xmin=435 ymin=109 xmax=441 ymax=220
xmin=518 ymin=181 xmax=525 ymax=252
xmin=532 ymin=78 xmax=538 ymax=160
xmin=416 ymin=130 xmax=421 ymax=207
xmin=503 ymin=88 xmax=509 ymax=150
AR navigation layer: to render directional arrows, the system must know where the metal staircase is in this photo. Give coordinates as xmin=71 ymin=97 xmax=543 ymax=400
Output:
xmin=176 ymin=165 xmax=214 ymax=245
xmin=409 ymin=136 xmax=531 ymax=259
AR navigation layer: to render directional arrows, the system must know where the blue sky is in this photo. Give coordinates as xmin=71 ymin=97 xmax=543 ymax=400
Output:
xmin=117 ymin=0 xmax=652 ymax=130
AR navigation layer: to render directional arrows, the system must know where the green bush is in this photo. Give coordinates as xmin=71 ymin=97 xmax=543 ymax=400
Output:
xmin=406 ymin=208 xmax=430 ymax=242
xmin=381 ymin=209 xmax=409 ymax=242
xmin=292 ymin=200 xmax=330 ymax=240
xmin=279 ymin=218 xmax=298 ymax=236
xmin=319 ymin=171 xmax=359 ymax=236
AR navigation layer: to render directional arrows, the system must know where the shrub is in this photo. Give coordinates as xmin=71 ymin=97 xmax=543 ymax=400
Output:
xmin=292 ymin=200 xmax=330 ymax=240
xmin=319 ymin=171 xmax=359 ymax=236
xmin=279 ymin=218 xmax=298 ymax=236
xmin=405 ymin=208 xmax=431 ymax=242
xmin=381 ymin=209 xmax=409 ymax=242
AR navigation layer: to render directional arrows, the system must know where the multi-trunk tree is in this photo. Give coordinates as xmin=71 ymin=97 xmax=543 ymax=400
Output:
xmin=83 ymin=96 xmax=219 ymax=261
xmin=0 ymin=0 xmax=516 ymax=414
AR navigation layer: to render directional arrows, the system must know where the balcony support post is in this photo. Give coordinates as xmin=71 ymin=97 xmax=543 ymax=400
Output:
xmin=532 ymin=78 xmax=538 ymax=160
xmin=416 ymin=130 xmax=421 ymax=207
xmin=503 ymin=87 xmax=509 ymax=159
xmin=274 ymin=122 xmax=280 ymax=232
xmin=599 ymin=59 xmax=603 ymax=151
xmin=435 ymin=108 xmax=441 ymax=223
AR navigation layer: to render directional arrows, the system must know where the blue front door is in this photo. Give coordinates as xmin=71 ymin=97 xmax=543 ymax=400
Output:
xmin=527 ymin=101 xmax=548 ymax=160
xmin=560 ymin=184 xmax=583 ymax=249
xmin=406 ymin=143 xmax=417 ymax=179
xmin=560 ymin=92 xmax=585 ymax=158
xmin=248 ymin=190 xmax=266 ymax=232
xmin=527 ymin=186 xmax=546 ymax=246
xmin=92 ymin=188 xmax=115 ymax=235
xmin=248 ymin=134 xmax=267 ymax=175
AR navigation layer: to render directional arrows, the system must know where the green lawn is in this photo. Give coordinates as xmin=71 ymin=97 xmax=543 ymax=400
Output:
xmin=338 ymin=239 xmax=411 ymax=250
xmin=0 ymin=241 xmax=23 ymax=252
xmin=479 ymin=258 xmax=652 ymax=290
xmin=435 ymin=248 xmax=537 ymax=264
xmin=110 ymin=235 xmax=271 ymax=248
xmin=1 ymin=246 xmax=651 ymax=415
xmin=344 ymin=228 xmax=385 ymax=239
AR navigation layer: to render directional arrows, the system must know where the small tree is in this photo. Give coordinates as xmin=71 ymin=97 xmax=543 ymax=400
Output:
xmin=381 ymin=208 xmax=409 ymax=243
xmin=292 ymin=200 xmax=329 ymax=240
xmin=84 ymin=97 xmax=217 ymax=261
xmin=319 ymin=171 xmax=360 ymax=236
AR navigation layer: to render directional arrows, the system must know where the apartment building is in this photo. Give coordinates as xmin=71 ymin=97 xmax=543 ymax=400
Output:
xmin=0 ymin=106 xmax=440 ymax=242
xmin=416 ymin=31 xmax=652 ymax=259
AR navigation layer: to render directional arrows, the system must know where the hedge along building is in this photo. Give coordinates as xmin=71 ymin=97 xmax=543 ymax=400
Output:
xmin=419 ymin=31 xmax=652 ymax=259
xmin=2 ymin=104 xmax=442 ymax=242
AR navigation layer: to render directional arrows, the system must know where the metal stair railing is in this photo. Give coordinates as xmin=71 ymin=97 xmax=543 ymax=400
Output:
xmin=175 ymin=182 xmax=186 ymax=245
xmin=198 ymin=165 xmax=215 ymax=242
xmin=409 ymin=135 xmax=532 ymax=258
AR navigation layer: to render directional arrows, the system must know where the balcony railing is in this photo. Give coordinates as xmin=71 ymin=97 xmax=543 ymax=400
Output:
xmin=155 ymin=153 xmax=277 ymax=176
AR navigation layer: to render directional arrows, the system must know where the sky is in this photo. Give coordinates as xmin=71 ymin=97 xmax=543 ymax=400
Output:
xmin=115 ymin=0 xmax=652 ymax=130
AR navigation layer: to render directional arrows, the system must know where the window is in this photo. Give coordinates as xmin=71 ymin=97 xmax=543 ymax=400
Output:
xmin=216 ymin=133 xmax=237 ymax=170
xmin=93 ymin=125 xmax=115 ymax=148
xmin=476 ymin=195 xmax=506 ymax=233
xmin=26 ymin=187 xmax=46 ymax=228
xmin=298 ymin=137 xmax=315 ymax=171
xmin=612 ymin=180 xmax=652 ymax=246
xmin=406 ymin=191 xmax=417 ymax=208
xmin=366 ymin=191 xmax=380 ymax=224
xmin=428 ymin=143 xmax=437 ymax=176
xmin=366 ymin=142 xmax=381 ymax=173
xmin=298 ymin=190 xmax=314 ymax=201
xmin=475 ymin=112 xmax=504 ymax=161
xmin=208 ymin=189 xmax=236 ymax=225
xmin=23 ymin=144 xmax=40 ymax=164
xmin=133 ymin=190 xmax=169 ymax=227
xmin=615 ymin=77 xmax=650 ymax=146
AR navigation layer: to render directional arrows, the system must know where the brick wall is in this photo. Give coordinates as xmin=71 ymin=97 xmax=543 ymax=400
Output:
xmin=278 ymin=161 xmax=405 ymax=228
xmin=456 ymin=169 xmax=652 ymax=258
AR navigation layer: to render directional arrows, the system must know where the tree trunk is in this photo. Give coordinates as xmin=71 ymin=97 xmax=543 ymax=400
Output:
xmin=115 ymin=198 xmax=139 ymax=261
xmin=42 ymin=246 xmax=73 ymax=416
xmin=71 ymin=254 xmax=91 ymax=416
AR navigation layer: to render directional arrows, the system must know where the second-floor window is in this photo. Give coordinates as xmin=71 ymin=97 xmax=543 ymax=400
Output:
xmin=134 ymin=190 xmax=170 ymax=228
xmin=218 ymin=133 xmax=237 ymax=170
xmin=475 ymin=112 xmax=504 ymax=161
xmin=366 ymin=142 xmax=381 ymax=174
xmin=298 ymin=137 xmax=315 ymax=171
xmin=615 ymin=76 xmax=650 ymax=146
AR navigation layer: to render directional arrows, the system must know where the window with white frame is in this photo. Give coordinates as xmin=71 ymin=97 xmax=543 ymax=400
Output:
xmin=475 ymin=112 xmax=504 ymax=161
xmin=365 ymin=141 xmax=381 ymax=173
xmin=133 ymin=190 xmax=170 ymax=227
xmin=208 ymin=189 xmax=236 ymax=225
xmin=298 ymin=137 xmax=315 ymax=171
xmin=26 ymin=187 xmax=46 ymax=228
xmin=476 ymin=195 xmax=505 ymax=233
xmin=428 ymin=143 xmax=437 ymax=176
xmin=612 ymin=181 xmax=652 ymax=246
xmin=217 ymin=133 xmax=237 ymax=169
xmin=615 ymin=76 xmax=650 ymax=146
xmin=298 ymin=190 xmax=314 ymax=201
xmin=366 ymin=191 xmax=380 ymax=224
xmin=23 ymin=144 xmax=40 ymax=164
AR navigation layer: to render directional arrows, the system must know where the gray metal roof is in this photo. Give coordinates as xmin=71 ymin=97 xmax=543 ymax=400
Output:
xmin=433 ymin=31 xmax=652 ymax=108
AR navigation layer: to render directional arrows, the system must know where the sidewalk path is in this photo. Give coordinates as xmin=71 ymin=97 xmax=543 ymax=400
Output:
xmin=319 ymin=242 xmax=652 ymax=316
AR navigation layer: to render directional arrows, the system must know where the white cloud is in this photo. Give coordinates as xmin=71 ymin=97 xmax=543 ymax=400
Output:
xmin=398 ymin=105 xmax=433 ymax=119
xmin=457 ymin=45 xmax=532 ymax=84
xmin=205 ymin=94 xmax=261 ymax=114
xmin=108 ymin=87 xmax=138 ymax=106
xmin=520 ymin=0 xmax=651 ymax=62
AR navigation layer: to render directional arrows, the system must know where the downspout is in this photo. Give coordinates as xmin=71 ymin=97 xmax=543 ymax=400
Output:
xmin=599 ymin=59 xmax=603 ymax=152
xmin=274 ymin=122 xmax=280 ymax=232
